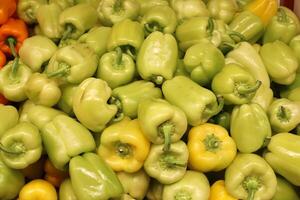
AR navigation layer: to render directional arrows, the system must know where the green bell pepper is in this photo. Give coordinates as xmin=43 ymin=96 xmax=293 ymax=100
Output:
xmin=78 ymin=26 xmax=112 ymax=57
xmin=24 ymin=73 xmax=61 ymax=107
xmin=0 ymin=104 xmax=18 ymax=139
xmin=17 ymin=0 xmax=47 ymax=24
xmin=146 ymin=179 xmax=163 ymax=200
xmin=0 ymin=157 xmax=25 ymax=200
xmin=207 ymin=0 xmax=239 ymax=24
xmin=140 ymin=5 xmax=177 ymax=35
xmin=144 ymin=140 xmax=188 ymax=184
xmin=136 ymin=0 xmax=169 ymax=16
xmin=0 ymin=122 xmax=42 ymax=169
xmin=110 ymin=80 xmax=162 ymax=119
xmin=49 ymin=0 xmax=75 ymax=10
xmin=263 ymin=7 xmax=300 ymax=44
xmin=208 ymin=111 xmax=231 ymax=130
xmin=19 ymin=35 xmax=57 ymax=72
xmin=42 ymin=114 xmax=96 ymax=170
xmin=225 ymin=153 xmax=277 ymax=200
xmin=264 ymin=133 xmax=300 ymax=186
xmin=36 ymin=3 xmax=63 ymax=40
xmin=212 ymin=63 xmax=261 ymax=105
xmin=162 ymin=76 xmax=224 ymax=126
xmin=0 ymin=61 xmax=32 ymax=102
xmin=230 ymin=103 xmax=272 ymax=153
xmin=183 ymin=40 xmax=225 ymax=86
xmin=162 ymin=170 xmax=210 ymax=200
xmin=45 ymin=43 xmax=98 ymax=84
xmin=59 ymin=3 xmax=98 ymax=41
xmin=72 ymin=78 xmax=118 ymax=132
xmin=96 ymin=48 xmax=136 ymax=89
xmin=272 ymin=176 xmax=300 ymax=200
xmin=289 ymin=35 xmax=300 ymax=72
xmin=69 ymin=152 xmax=123 ymax=200
xmin=107 ymin=19 xmax=144 ymax=59
xmin=280 ymin=73 xmax=300 ymax=101
xmin=137 ymin=98 xmax=187 ymax=152
xmin=260 ymin=40 xmax=298 ymax=85
xmin=97 ymin=0 xmax=140 ymax=26
xmin=137 ymin=31 xmax=178 ymax=85
xmin=229 ymin=11 xmax=264 ymax=43
xmin=267 ymin=98 xmax=300 ymax=133
xmin=57 ymin=84 xmax=77 ymax=116
xmin=116 ymin=169 xmax=150 ymax=200
xmin=59 ymin=178 xmax=78 ymax=200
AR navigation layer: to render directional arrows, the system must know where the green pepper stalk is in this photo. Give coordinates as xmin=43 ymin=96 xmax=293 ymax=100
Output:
xmin=17 ymin=0 xmax=48 ymax=24
xmin=0 ymin=104 xmax=19 ymax=139
xmin=225 ymin=153 xmax=277 ymax=200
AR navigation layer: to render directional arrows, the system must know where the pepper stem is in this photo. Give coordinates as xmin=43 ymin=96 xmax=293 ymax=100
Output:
xmin=206 ymin=17 xmax=214 ymax=36
xmin=152 ymin=75 xmax=164 ymax=85
xmin=61 ymin=24 xmax=74 ymax=42
xmin=158 ymin=122 xmax=175 ymax=152
xmin=277 ymin=106 xmax=291 ymax=122
xmin=205 ymin=95 xmax=224 ymax=117
xmin=46 ymin=62 xmax=71 ymax=78
xmin=161 ymin=155 xmax=186 ymax=168
xmin=237 ymin=80 xmax=262 ymax=95
xmin=229 ymin=31 xmax=247 ymax=42
xmin=116 ymin=143 xmax=131 ymax=158
xmin=7 ymin=37 xmax=20 ymax=79
xmin=0 ymin=143 xmax=25 ymax=155
xmin=144 ymin=23 xmax=162 ymax=34
xmin=115 ymin=47 xmax=123 ymax=66
xmin=203 ymin=134 xmax=221 ymax=152
xmin=277 ymin=8 xmax=289 ymax=23
xmin=109 ymin=96 xmax=124 ymax=122
xmin=242 ymin=176 xmax=261 ymax=200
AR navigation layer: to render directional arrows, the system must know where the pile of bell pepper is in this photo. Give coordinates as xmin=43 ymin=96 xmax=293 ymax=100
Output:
xmin=1 ymin=0 xmax=300 ymax=199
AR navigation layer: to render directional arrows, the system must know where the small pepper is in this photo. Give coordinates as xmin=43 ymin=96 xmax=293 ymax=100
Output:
xmin=0 ymin=104 xmax=18 ymax=138
xmin=18 ymin=179 xmax=57 ymax=200
xmin=57 ymin=84 xmax=77 ymax=116
xmin=17 ymin=0 xmax=47 ymax=24
xmin=208 ymin=111 xmax=231 ymax=130
xmin=209 ymin=180 xmax=237 ymax=200
xmin=59 ymin=178 xmax=77 ymax=200
xmin=0 ymin=0 xmax=16 ymax=25
xmin=272 ymin=176 xmax=300 ymax=200
xmin=207 ymin=0 xmax=239 ymax=24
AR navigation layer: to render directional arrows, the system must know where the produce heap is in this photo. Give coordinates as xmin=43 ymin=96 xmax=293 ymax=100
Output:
xmin=0 ymin=0 xmax=300 ymax=199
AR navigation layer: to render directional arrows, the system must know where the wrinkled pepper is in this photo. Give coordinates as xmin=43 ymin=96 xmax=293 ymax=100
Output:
xmin=98 ymin=118 xmax=150 ymax=173
xmin=57 ymin=84 xmax=77 ymax=116
xmin=207 ymin=0 xmax=239 ymax=24
xmin=162 ymin=76 xmax=224 ymax=126
xmin=209 ymin=180 xmax=237 ymax=200
xmin=69 ymin=152 xmax=124 ymax=200
xmin=187 ymin=123 xmax=237 ymax=173
xmin=17 ymin=0 xmax=47 ymax=24
xmin=280 ymin=73 xmax=300 ymax=101
xmin=18 ymin=179 xmax=57 ymax=200
xmin=0 ymin=104 xmax=18 ymax=138
xmin=225 ymin=153 xmax=277 ymax=200
xmin=59 ymin=178 xmax=78 ymax=200
xmin=0 ymin=0 xmax=16 ymax=25
xmin=272 ymin=176 xmax=300 ymax=200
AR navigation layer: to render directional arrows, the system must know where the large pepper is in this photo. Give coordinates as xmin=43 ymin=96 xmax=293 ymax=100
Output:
xmin=162 ymin=76 xmax=224 ymax=126
xmin=17 ymin=0 xmax=47 ymax=24
xmin=45 ymin=43 xmax=98 ymax=84
xmin=140 ymin=5 xmax=177 ymax=35
xmin=209 ymin=180 xmax=237 ymax=200
xmin=137 ymin=98 xmax=187 ymax=152
xmin=0 ymin=0 xmax=16 ymax=25
xmin=267 ymin=98 xmax=300 ymax=133
xmin=183 ymin=40 xmax=225 ymax=86
xmin=97 ymin=0 xmax=140 ymax=26
xmin=98 ymin=118 xmax=150 ymax=173
xmin=96 ymin=47 xmax=135 ymax=89
xmin=144 ymin=140 xmax=188 ymax=184
xmin=225 ymin=153 xmax=277 ymax=200
xmin=137 ymin=31 xmax=178 ymax=85
xmin=212 ymin=63 xmax=261 ymax=105
xmin=57 ymin=84 xmax=77 ymax=116
xmin=110 ymin=80 xmax=162 ymax=119
xmin=107 ymin=19 xmax=144 ymax=59
xmin=162 ymin=170 xmax=210 ymax=200
xmin=24 ymin=73 xmax=61 ymax=107
xmin=230 ymin=103 xmax=272 ymax=153
xmin=0 ymin=157 xmax=25 ymax=200
xmin=260 ymin=40 xmax=298 ymax=85
xmin=264 ymin=133 xmax=300 ymax=186
xmin=19 ymin=35 xmax=57 ymax=72
xmin=41 ymin=114 xmax=96 ymax=170
xmin=59 ymin=179 xmax=77 ymax=200
xmin=69 ymin=152 xmax=124 ymax=200
xmin=187 ymin=123 xmax=237 ymax=173
xmin=289 ymin=35 xmax=300 ymax=71
xmin=207 ymin=0 xmax=239 ymax=24
xmin=0 ymin=104 xmax=18 ymax=138
xmin=280 ymin=73 xmax=300 ymax=101
xmin=272 ymin=176 xmax=300 ymax=200
xmin=72 ymin=78 xmax=118 ymax=132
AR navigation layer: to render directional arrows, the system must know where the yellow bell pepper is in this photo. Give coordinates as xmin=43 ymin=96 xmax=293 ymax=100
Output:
xmin=97 ymin=118 xmax=150 ymax=173
xmin=18 ymin=179 xmax=57 ymax=200
xmin=187 ymin=123 xmax=237 ymax=172
xmin=244 ymin=0 xmax=278 ymax=26
xmin=209 ymin=180 xmax=237 ymax=200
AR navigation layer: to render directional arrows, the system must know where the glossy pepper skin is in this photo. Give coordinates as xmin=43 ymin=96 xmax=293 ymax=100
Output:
xmin=57 ymin=84 xmax=77 ymax=116
xmin=138 ymin=98 xmax=187 ymax=152
xmin=212 ymin=63 xmax=261 ymax=105
xmin=209 ymin=180 xmax=237 ymax=200
xmin=230 ymin=103 xmax=272 ymax=153
xmin=19 ymin=35 xmax=57 ymax=72
xmin=260 ymin=40 xmax=298 ymax=85
xmin=42 ymin=115 xmax=96 ymax=170
xmin=162 ymin=76 xmax=224 ymax=126
xmin=0 ymin=0 xmax=16 ymax=25
xmin=98 ymin=118 xmax=150 ymax=173
xmin=264 ymin=133 xmax=300 ymax=186
xmin=137 ymin=31 xmax=178 ymax=85
xmin=207 ymin=0 xmax=239 ymax=24
xmin=97 ymin=0 xmax=140 ymax=26
xmin=59 ymin=179 xmax=78 ymax=200
xmin=225 ymin=153 xmax=277 ymax=200
xmin=97 ymin=48 xmax=135 ymax=89
xmin=280 ymin=73 xmax=300 ymax=101
xmin=17 ymin=0 xmax=47 ymax=24
xmin=69 ymin=152 xmax=124 ymax=200
xmin=24 ymin=73 xmax=61 ymax=107
xmin=184 ymin=41 xmax=225 ymax=86
xmin=73 ymin=78 xmax=118 ymax=132
xmin=45 ymin=43 xmax=98 ymax=84
xmin=289 ymin=35 xmax=300 ymax=71
xmin=0 ymin=157 xmax=25 ymax=200
xmin=187 ymin=123 xmax=236 ymax=173
xmin=162 ymin=170 xmax=210 ymax=200
xmin=0 ymin=104 xmax=18 ymax=138
xmin=144 ymin=140 xmax=188 ymax=184
xmin=272 ymin=176 xmax=300 ymax=200
xmin=267 ymin=98 xmax=300 ymax=133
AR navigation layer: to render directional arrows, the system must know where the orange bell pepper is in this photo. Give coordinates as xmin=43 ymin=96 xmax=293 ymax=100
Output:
xmin=0 ymin=94 xmax=8 ymax=105
xmin=0 ymin=0 xmax=16 ymax=25
xmin=44 ymin=159 xmax=69 ymax=187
